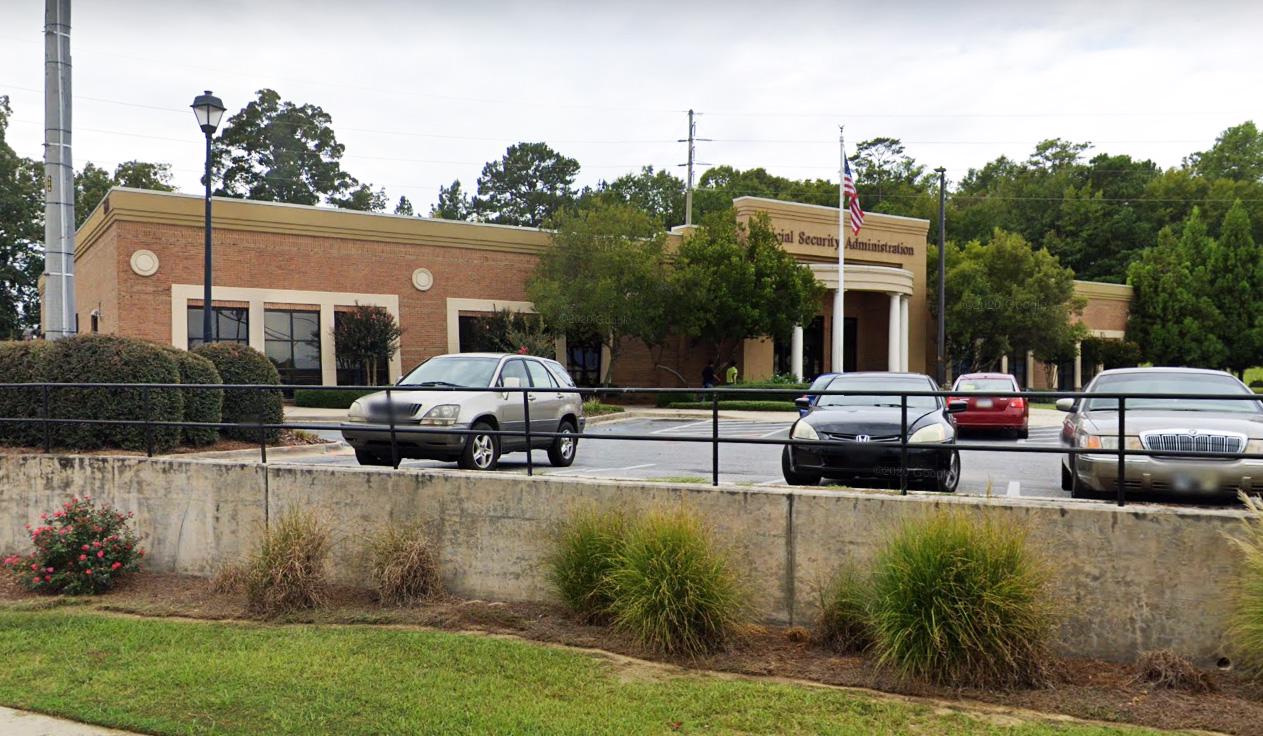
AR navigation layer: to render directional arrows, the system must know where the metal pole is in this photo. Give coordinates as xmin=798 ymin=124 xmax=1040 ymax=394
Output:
xmin=41 ymin=384 xmax=51 ymax=453
xmin=684 ymin=109 xmax=694 ymax=227
xmin=711 ymin=389 xmax=719 ymax=486
xmin=899 ymin=394 xmax=908 ymax=495
xmin=202 ymin=131 xmax=214 ymax=343
xmin=42 ymin=0 xmax=76 ymax=340
xmin=935 ymin=167 xmax=947 ymax=385
xmin=1117 ymin=397 xmax=1126 ymax=507
xmin=523 ymin=387 xmax=533 ymax=476
xmin=142 ymin=386 xmax=153 ymax=457
xmin=834 ymin=127 xmax=848 ymax=374
xmin=386 ymin=387 xmax=399 ymax=469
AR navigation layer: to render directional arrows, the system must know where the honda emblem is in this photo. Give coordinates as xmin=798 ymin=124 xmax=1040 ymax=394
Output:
xmin=855 ymin=434 xmax=871 ymax=443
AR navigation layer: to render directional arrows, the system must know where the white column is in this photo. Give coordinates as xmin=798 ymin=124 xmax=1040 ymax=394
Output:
xmin=1000 ymin=354 xmax=1009 ymax=374
xmin=790 ymin=324 xmax=804 ymax=381
xmin=1073 ymin=341 xmax=1083 ymax=390
xmin=887 ymin=292 xmax=900 ymax=371
xmin=831 ymin=288 xmax=845 ymax=372
xmin=319 ymin=305 xmax=337 ymax=386
xmin=899 ymin=294 xmax=909 ymax=372
xmin=1026 ymin=350 xmax=1035 ymax=390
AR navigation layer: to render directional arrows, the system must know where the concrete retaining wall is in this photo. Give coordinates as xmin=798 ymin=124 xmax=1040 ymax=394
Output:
xmin=0 ymin=453 xmax=1248 ymax=664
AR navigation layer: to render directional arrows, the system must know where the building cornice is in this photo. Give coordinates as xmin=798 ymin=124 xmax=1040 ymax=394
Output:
xmin=732 ymin=195 xmax=931 ymax=237
xmin=1074 ymin=280 xmax=1133 ymax=302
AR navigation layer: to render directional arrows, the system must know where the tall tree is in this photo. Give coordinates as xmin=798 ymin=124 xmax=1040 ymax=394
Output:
xmin=526 ymin=202 xmax=670 ymax=383
xmin=1126 ymin=212 xmax=1226 ymax=368
xmin=430 ymin=179 xmax=472 ymax=220
xmin=0 ymin=96 xmax=43 ymax=338
xmin=393 ymin=196 xmax=414 ymax=216
xmin=1203 ymin=201 xmax=1263 ymax=375
xmin=672 ymin=211 xmax=824 ymax=365
xmin=75 ymin=160 xmax=175 ymax=226
xmin=329 ymin=182 xmax=387 ymax=212
xmin=471 ymin=142 xmax=579 ymax=227
xmin=212 ymin=88 xmax=381 ymax=208
xmin=850 ymin=137 xmax=934 ymax=216
xmin=583 ymin=166 xmax=686 ymax=227
xmin=1186 ymin=121 xmax=1263 ymax=183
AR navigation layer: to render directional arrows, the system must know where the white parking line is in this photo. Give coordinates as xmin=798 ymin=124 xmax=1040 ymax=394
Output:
xmin=651 ymin=419 xmax=711 ymax=434
xmin=759 ymin=426 xmax=789 ymax=438
xmin=547 ymin=463 xmax=656 ymax=477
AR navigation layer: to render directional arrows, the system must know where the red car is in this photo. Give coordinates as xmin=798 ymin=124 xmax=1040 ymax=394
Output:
xmin=949 ymin=373 xmax=1028 ymax=438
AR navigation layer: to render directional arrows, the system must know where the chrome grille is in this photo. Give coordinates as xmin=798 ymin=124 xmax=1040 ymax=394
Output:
xmin=367 ymin=402 xmax=422 ymax=422
xmin=1139 ymin=430 xmax=1245 ymax=456
xmin=823 ymin=432 xmax=900 ymax=443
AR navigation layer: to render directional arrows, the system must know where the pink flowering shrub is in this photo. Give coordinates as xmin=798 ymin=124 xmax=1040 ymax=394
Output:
xmin=2 ymin=496 xmax=144 ymax=595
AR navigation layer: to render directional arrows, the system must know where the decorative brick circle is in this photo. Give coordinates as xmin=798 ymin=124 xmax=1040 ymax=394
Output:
xmin=129 ymin=249 xmax=159 ymax=277
xmin=411 ymin=267 xmax=434 ymax=291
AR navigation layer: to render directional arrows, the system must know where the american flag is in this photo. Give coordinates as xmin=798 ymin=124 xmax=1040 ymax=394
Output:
xmin=843 ymin=155 xmax=864 ymax=235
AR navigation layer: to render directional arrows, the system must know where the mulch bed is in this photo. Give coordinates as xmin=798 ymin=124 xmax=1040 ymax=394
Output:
xmin=2 ymin=573 xmax=1261 ymax=734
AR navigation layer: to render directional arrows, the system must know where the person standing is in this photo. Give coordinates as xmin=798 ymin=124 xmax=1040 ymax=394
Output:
xmin=725 ymin=362 xmax=738 ymax=385
xmin=701 ymin=362 xmax=717 ymax=388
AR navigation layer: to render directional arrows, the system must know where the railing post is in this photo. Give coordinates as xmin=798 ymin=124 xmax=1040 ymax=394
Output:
xmin=523 ymin=385 xmax=533 ymax=476
xmin=258 ymin=387 xmax=268 ymax=464
xmin=142 ymin=385 xmax=154 ymax=457
xmin=712 ymin=389 xmax=719 ymax=487
xmin=386 ymin=387 xmax=400 ymax=469
xmin=899 ymin=394 xmax=908 ymax=495
xmin=1116 ymin=396 xmax=1126 ymax=507
xmin=41 ymin=384 xmax=51 ymax=454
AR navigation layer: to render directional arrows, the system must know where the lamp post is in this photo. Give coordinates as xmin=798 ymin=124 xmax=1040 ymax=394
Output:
xmin=190 ymin=91 xmax=226 ymax=345
xmin=934 ymin=166 xmax=947 ymax=385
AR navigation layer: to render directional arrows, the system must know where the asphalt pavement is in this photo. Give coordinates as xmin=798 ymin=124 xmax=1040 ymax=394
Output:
xmin=297 ymin=414 xmax=1069 ymax=498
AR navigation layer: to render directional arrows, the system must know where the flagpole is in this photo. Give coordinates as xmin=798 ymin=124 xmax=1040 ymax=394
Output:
xmin=833 ymin=126 xmax=846 ymax=374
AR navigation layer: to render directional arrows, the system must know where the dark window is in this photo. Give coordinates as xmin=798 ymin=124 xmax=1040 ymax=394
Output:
xmin=264 ymin=309 xmax=322 ymax=386
xmin=90 ymin=313 xmax=99 ymax=333
xmin=498 ymin=359 xmax=529 ymax=387
xmin=187 ymin=306 xmax=249 ymax=348
xmin=525 ymin=360 xmax=556 ymax=388
xmin=566 ymin=331 xmax=602 ymax=387
xmin=333 ymin=310 xmax=390 ymax=386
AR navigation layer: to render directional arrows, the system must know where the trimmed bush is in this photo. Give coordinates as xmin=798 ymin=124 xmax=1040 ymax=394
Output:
xmin=0 ymin=340 xmax=51 ymax=447
xmin=242 ymin=508 xmax=330 ymax=617
xmin=163 ymin=347 xmax=223 ymax=447
xmin=816 ymin=566 xmax=874 ymax=653
xmin=868 ymin=511 xmax=1054 ymax=688
xmin=42 ymin=335 xmax=183 ymax=451
xmin=656 ymin=391 xmax=698 ymax=407
xmin=2 ymin=496 xmax=144 ymax=595
xmin=724 ymin=380 xmax=809 ymax=403
xmin=607 ymin=509 xmax=747 ymax=655
xmin=293 ymin=388 xmax=373 ymax=410
xmin=194 ymin=343 xmax=283 ymax=442
xmin=367 ymin=524 xmax=440 ymax=606
xmin=582 ymin=400 xmax=624 ymax=417
xmin=548 ymin=506 xmax=628 ymax=622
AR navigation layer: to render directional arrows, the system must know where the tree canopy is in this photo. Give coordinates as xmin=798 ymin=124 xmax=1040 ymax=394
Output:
xmin=0 ymin=96 xmax=43 ymax=338
xmin=75 ymin=160 xmax=175 ymax=227
xmin=471 ymin=142 xmax=580 ymax=227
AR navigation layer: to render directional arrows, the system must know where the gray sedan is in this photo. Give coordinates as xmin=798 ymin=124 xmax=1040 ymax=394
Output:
xmin=1059 ymin=367 xmax=1263 ymax=498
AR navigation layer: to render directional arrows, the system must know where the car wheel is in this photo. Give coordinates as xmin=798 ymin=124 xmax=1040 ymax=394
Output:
xmin=781 ymin=446 xmax=820 ymax=486
xmin=458 ymin=421 xmax=500 ymax=471
xmin=1067 ymin=457 xmax=1095 ymax=499
xmin=354 ymin=448 xmax=391 ymax=467
xmin=1017 ymin=427 xmax=1029 ymax=440
xmin=935 ymin=449 xmax=960 ymax=493
xmin=547 ymin=420 xmax=578 ymax=467
xmin=1060 ymin=460 xmax=1073 ymax=491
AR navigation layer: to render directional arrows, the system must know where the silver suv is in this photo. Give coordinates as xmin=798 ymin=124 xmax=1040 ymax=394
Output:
xmin=341 ymin=353 xmax=585 ymax=470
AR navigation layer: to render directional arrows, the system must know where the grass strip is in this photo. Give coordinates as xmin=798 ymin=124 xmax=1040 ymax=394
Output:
xmin=0 ymin=610 xmax=1156 ymax=735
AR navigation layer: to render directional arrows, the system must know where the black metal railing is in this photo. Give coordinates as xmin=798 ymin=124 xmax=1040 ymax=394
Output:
xmin=2 ymin=381 xmax=1262 ymax=508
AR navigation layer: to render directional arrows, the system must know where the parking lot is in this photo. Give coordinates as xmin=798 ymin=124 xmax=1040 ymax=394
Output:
xmin=300 ymin=415 xmax=1069 ymax=499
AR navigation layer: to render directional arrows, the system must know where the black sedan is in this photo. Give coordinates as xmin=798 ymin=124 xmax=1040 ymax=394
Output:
xmin=781 ymin=372 xmax=965 ymax=491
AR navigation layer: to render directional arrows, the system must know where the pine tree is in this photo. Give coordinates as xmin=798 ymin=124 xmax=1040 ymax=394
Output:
xmin=1204 ymin=201 xmax=1263 ymax=375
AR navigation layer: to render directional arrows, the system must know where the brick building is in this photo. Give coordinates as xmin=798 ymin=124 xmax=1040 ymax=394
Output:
xmin=62 ymin=187 xmax=1130 ymax=388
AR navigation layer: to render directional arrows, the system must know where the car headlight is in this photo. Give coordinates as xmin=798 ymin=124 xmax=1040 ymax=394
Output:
xmin=1080 ymin=434 xmax=1141 ymax=451
xmin=347 ymin=399 xmax=367 ymax=423
xmin=909 ymin=423 xmax=946 ymax=443
xmin=419 ymin=404 xmax=460 ymax=426
xmin=790 ymin=421 xmax=819 ymax=440
xmin=1247 ymin=439 xmax=1263 ymax=455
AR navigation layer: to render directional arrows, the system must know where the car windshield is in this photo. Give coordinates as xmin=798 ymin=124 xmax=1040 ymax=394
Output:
xmin=1085 ymin=372 xmax=1262 ymax=413
xmin=816 ymin=377 xmax=939 ymax=410
xmin=954 ymin=378 xmax=1015 ymax=392
xmin=400 ymin=357 xmax=499 ymax=388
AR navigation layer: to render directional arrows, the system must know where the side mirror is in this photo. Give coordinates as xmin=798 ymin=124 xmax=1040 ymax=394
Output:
xmin=794 ymin=396 xmax=811 ymax=410
xmin=1055 ymin=397 xmax=1076 ymax=412
xmin=946 ymin=400 xmax=968 ymax=414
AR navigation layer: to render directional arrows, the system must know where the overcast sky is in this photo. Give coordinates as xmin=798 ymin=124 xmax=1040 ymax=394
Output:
xmin=2 ymin=0 xmax=1261 ymax=212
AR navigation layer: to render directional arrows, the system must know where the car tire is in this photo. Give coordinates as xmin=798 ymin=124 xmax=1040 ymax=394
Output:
xmin=781 ymin=446 xmax=820 ymax=486
xmin=1060 ymin=460 xmax=1073 ymax=491
xmin=354 ymin=448 xmax=392 ymax=467
xmin=547 ymin=419 xmax=578 ymax=467
xmin=458 ymin=421 xmax=500 ymax=471
xmin=1017 ymin=427 xmax=1029 ymax=440
xmin=934 ymin=449 xmax=960 ymax=493
xmin=1067 ymin=457 xmax=1096 ymax=499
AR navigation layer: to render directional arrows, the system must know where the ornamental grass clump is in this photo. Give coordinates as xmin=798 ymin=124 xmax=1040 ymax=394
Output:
xmin=1228 ymin=491 xmax=1263 ymax=673
xmin=367 ymin=524 xmax=440 ymax=606
xmin=547 ymin=506 xmax=628 ymax=623
xmin=242 ymin=508 xmax=330 ymax=617
xmin=816 ymin=565 xmax=874 ymax=653
xmin=2 ymin=496 xmax=144 ymax=595
xmin=606 ymin=509 xmax=747 ymax=656
xmin=869 ymin=510 xmax=1055 ymax=688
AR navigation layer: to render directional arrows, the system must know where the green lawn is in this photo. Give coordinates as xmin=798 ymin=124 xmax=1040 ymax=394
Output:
xmin=0 ymin=610 xmax=1155 ymax=735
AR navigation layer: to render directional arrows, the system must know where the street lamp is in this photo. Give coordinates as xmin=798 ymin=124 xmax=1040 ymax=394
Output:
xmin=190 ymin=90 xmax=225 ymax=346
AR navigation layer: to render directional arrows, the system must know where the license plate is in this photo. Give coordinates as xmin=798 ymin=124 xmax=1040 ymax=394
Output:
xmin=975 ymin=399 xmax=993 ymax=409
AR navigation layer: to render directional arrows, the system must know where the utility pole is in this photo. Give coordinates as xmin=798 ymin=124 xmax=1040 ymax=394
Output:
xmin=677 ymin=109 xmax=710 ymax=226
xmin=42 ymin=0 xmax=76 ymax=339
xmin=935 ymin=166 xmax=947 ymax=385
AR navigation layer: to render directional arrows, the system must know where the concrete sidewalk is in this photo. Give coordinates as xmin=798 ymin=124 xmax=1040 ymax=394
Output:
xmin=0 ymin=707 xmax=141 ymax=736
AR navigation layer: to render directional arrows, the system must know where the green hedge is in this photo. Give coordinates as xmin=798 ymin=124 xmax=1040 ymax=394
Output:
xmin=0 ymin=341 xmax=51 ymax=447
xmin=293 ymin=388 xmax=375 ymax=410
xmin=195 ymin=343 xmax=283 ymax=442
xmin=43 ymin=335 xmax=184 ymax=452
xmin=164 ymin=347 xmax=223 ymax=446
xmin=666 ymin=401 xmax=798 ymax=412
